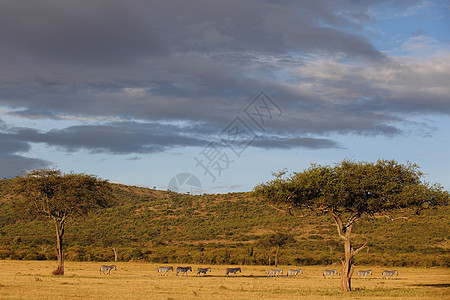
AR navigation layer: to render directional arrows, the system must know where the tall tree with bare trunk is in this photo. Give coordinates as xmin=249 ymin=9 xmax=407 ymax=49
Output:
xmin=254 ymin=159 xmax=449 ymax=292
xmin=12 ymin=169 xmax=112 ymax=275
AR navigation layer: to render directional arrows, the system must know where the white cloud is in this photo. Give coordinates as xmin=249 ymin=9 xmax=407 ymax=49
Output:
xmin=401 ymin=35 xmax=450 ymax=57
xmin=293 ymin=53 xmax=450 ymax=113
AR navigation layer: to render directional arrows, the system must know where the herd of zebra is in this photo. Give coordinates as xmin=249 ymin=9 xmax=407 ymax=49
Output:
xmin=322 ymin=269 xmax=398 ymax=279
xmin=158 ymin=266 xmax=399 ymax=279
xmin=100 ymin=264 xmax=399 ymax=279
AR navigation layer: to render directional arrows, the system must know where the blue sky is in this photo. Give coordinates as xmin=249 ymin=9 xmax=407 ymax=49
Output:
xmin=0 ymin=0 xmax=449 ymax=193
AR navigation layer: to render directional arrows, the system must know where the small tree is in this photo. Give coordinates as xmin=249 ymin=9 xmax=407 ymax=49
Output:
xmin=258 ymin=233 xmax=294 ymax=266
xmin=101 ymin=235 xmax=124 ymax=262
xmin=12 ymin=169 xmax=112 ymax=275
xmin=254 ymin=159 xmax=449 ymax=292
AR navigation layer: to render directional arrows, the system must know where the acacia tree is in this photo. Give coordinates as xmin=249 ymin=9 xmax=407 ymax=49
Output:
xmin=101 ymin=234 xmax=124 ymax=262
xmin=13 ymin=169 xmax=112 ymax=275
xmin=258 ymin=233 xmax=294 ymax=266
xmin=254 ymin=160 xmax=449 ymax=292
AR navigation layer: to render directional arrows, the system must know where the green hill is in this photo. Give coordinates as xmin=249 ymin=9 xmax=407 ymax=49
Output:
xmin=0 ymin=180 xmax=448 ymax=267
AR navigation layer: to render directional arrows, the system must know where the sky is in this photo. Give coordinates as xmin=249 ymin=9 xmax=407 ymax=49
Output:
xmin=0 ymin=0 xmax=449 ymax=194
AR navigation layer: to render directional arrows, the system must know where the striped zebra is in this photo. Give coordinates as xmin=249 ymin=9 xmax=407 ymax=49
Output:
xmin=357 ymin=270 xmax=372 ymax=278
xmin=158 ymin=266 xmax=173 ymax=276
xmin=268 ymin=269 xmax=283 ymax=277
xmin=225 ymin=267 xmax=241 ymax=276
xmin=100 ymin=265 xmax=116 ymax=275
xmin=323 ymin=269 xmax=337 ymax=279
xmin=287 ymin=269 xmax=303 ymax=276
xmin=176 ymin=266 xmax=192 ymax=276
xmin=382 ymin=270 xmax=398 ymax=279
xmin=197 ymin=267 xmax=211 ymax=276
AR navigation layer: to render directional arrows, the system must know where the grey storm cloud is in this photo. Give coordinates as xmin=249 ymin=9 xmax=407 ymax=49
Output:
xmin=6 ymin=120 xmax=341 ymax=155
xmin=0 ymin=132 xmax=51 ymax=177
xmin=0 ymin=0 xmax=448 ymax=178
xmin=0 ymin=155 xmax=50 ymax=179
xmin=12 ymin=122 xmax=210 ymax=154
xmin=253 ymin=136 xmax=341 ymax=150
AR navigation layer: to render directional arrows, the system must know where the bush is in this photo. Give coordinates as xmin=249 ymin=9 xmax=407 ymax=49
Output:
xmin=0 ymin=249 xmax=10 ymax=259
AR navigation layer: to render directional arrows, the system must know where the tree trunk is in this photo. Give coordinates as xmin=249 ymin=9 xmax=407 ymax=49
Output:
xmin=112 ymin=247 xmax=119 ymax=262
xmin=53 ymin=220 xmax=65 ymax=275
xmin=274 ymin=245 xmax=280 ymax=267
xmin=331 ymin=213 xmax=363 ymax=292
xmin=268 ymin=249 xmax=272 ymax=266
xmin=340 ymin=238 xmax=353 ymax=292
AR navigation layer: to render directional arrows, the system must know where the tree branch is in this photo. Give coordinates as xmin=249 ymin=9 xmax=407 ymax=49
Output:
xmin=345 ymin=213 xmax=361 ymax=228
xmin=331 ymin=211 xmax=346 ymax=240
xmin=349 ymin=264 xmax=357 ymax=278
xmin=338 ymin=257 xmax=345 ymax=268
xmin=351 ymin=242 xmax=368 ymax=257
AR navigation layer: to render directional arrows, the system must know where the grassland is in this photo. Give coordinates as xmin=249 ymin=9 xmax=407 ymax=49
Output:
xmin=1 ymin=260 xmax=449 ymax=299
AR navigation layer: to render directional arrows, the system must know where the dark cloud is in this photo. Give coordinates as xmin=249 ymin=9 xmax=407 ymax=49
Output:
xmin=284 ymin=27 xmax=386 ymax=61
xmin=0 ymin=131 xmax=50 ymax=178
xmin=0 ymin=155 xmax=50 ymax=179
xmin=0 ymin=133 xmax=31 ymax=154
xmin=12 ymin=122 xmax=207 ymax=154
xmin=253 ymin=136 xmax=341 ymax=150
xmin=7 ymin=121 xmax=341 ymax=155
xmin=0 ymin=0 xmax=166 ymax=65
xmin=0 ymin=0 xmax=448 ymax=179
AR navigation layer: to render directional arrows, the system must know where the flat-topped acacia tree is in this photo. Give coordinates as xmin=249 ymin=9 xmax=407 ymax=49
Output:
xmin=254 ymin=159 xmax=449 ymax=292
xmin=13 ymin=169 xmax=113 ymax=275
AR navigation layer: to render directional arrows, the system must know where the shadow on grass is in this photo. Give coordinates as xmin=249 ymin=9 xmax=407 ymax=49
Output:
xmin=189 ymin=275 xmax=295 ymax=278
xmin=409 ymin=283 xmax=450 ymax=288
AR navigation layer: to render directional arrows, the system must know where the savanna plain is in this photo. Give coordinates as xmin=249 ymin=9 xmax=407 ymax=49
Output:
xmin=1 ymin=260 xmax=449 ymax=299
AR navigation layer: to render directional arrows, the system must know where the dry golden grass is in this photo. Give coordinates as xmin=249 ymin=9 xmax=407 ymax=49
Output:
xmin=0 ymin=260 xmax=449 ymax=299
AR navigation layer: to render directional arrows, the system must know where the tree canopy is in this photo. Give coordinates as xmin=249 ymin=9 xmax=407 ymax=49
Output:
xmin=14 ymin=169 xmax=112 ymax=221
xmin=255 ymin=159 xmax=448 ymax=218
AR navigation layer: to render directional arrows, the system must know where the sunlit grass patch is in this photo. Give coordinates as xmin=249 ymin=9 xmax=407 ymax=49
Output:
xmin=0 ymin=261 xmax=449 ymax=299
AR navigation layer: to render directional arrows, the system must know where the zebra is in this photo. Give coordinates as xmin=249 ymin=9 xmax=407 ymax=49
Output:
xmin=287 ymin=269 xmax=303 ymax=276
xmin=268 ymin=269 xmax=283 ymax=277
xmin=323 ymin=269 xmax=338 ymax=279
xmin=158 ymin=266 xmax=173 ymax=276
xmin=382 ymin=270 xmax=398 ymax=279
xmin=225 ymin=267 xmax=241 ymax=276
xmin=357 ymin=270 xmax=372 ymax=278
xmin=100 ymin=265 xmax=117 ymax=275
xmin=197 ymin=267 xmax=211 ymax=276
xmin=176 ymin=266 xmax=192 ymax=276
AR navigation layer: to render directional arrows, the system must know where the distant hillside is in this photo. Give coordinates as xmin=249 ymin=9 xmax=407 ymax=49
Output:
xmin=0 ymin=180 xmax=448 ymax=267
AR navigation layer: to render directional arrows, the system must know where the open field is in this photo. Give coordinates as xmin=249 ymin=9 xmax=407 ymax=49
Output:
xmin=0 ymin=261 xmax=449 ymax=299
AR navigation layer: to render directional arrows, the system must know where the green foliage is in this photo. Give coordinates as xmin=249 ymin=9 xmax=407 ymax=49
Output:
xmin=258 ymin=232 xmax=295 ymax=248
xmin=254 ymin=159 xmax=449 ymax=215
xmin=12 ymin=169 xmax=113 ymax=220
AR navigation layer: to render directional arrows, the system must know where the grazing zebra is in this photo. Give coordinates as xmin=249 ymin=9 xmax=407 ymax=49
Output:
xmin=268 ymin=269 xmax=283 ymax=277
xmin=158 ymin=266 xmax=173 ymax=276
xmin=287 ymin=269 xmax=303 ymax=276
xmin=382 ymin=270 xmax=398 ymax=279
xmin=176 ymin=266 xmax=192 ymax=276
xmin=323 ymin=269 xmax=338 ymax=279
xmin=357 ymin=270 xmax=372 ymax=278
xmin=225 ymin=267 xmax=241 ymax=276
xmin=197 ymin=267 xmax=211 ymax=276
xmin=100 ymin=265 xmax=117 ymax=275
